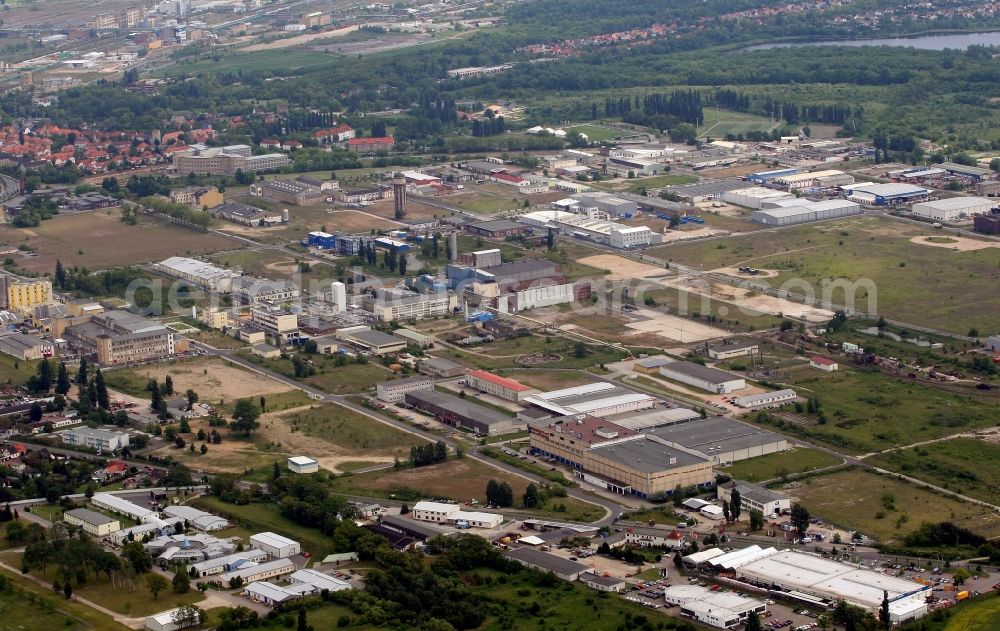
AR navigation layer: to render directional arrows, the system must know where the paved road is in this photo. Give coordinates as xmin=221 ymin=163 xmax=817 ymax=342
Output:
xmin=188 ymin=340 xmax=629 ymax=525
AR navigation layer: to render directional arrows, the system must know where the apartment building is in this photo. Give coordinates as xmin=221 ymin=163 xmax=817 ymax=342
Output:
xmin=61 ymin=427 xmax=130 ymax=451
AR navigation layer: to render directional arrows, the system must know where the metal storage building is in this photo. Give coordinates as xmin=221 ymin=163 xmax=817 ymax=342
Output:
xmin=911 ymin=196 xmax=994 ymax=221
xmin=721 ymin=187 xmax=796 ymax=209
xmin=842 ymin=183 xmax=929 ymax=206
xmin=250 ymin=531 xmax=301 ymax=559
xmin=751 ymin=199 xmax=861 ymax=226
xmin=658 ymin=361 xmax=745 ymax=393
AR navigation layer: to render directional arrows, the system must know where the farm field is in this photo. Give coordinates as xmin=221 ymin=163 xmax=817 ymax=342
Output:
xmin=648 ymin=215 xmax=1000 ymax=333
xmin=327 ymin=458 xmax=604 ymax=522
xmin=721 ymin=447 xmax=843 ymax=483
xmin=762 ymin=368 xmax=1000 ymax=454
xmin=869 ymin=438 xmax=1000 ymax=506
xmin=781 ymin=468 xmax=1000 ymax=546
xmin=0 ymin=212 xmax=237 ymax=273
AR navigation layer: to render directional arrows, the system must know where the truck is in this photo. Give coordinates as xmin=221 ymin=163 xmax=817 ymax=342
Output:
xmin=956 ymin=591 xmax=970 ymax=601
xmin=455 ymin=520 xmax=471 ymax=530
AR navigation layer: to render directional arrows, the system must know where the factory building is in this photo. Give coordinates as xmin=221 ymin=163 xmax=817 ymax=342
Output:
xmin=529 ymin=416 xmax=636 ymax=469
xmin=249 ymin=532 xmax=301 ymax=559
xmin=571 ymin=192 xmax=639 ymax=217
xmin=773 ymin=169 xmax=854 ymax=190
xmin=154 ymin=257 xmax=237 ymax=292
xmin=732 ymin=548 xmax=931 ymax=623
xmin=659 ymin=361 xmax=745 ymax=394
xmin=664 ymin=585 xmax=767 ymax=629
xmin=842 ymin=183 xmax=929 ymax=206
xmin=721 ymin=187 xmax=795 ymax=210
xmin=585 ymin=435 xmax=714 ymax=498
xmin=751 ymin=199 xmax=862 ymax=226
xmin=404 ymin=390 xmax=525 ymax=436
xmin=746 ymin=168 xmax=799 ymax=184
xmin=911 ymin=196 xmax=994 ymax=222
xmin=707 ymin=340 xmax=759 ymax=360
xmin=523 ymin=382 xmax=656 ymax=419
xmin=643 ymin=417 xmax=789 ymax=466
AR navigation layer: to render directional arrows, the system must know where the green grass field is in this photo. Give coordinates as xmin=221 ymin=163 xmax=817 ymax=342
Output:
xmin=0 ymin=570 xmax=124 ymax=631
xmin=649 ymin=215 xmax=1000 ymax=334
xmin=698 ymin=108 xmax=781 ymax=137
xmin=564 ymin=124 xmax=627 ymax=142
xmin=162 ymin=49 xmax=340 ymax=76
xmin=939 ymin=594 xmax=1000 ymax=631
xmin=192 ymin=496 xmax=339 ymax=558
xmin=281 ymin=403 xmax=426 ymax=456
xmin=784 ymin=468 xmax=1000 ymax=546
xmin=239 ymin=352 xmax=390 ymax=394
xmin=625 ymin=174 xmax=698 ymax=191
xmin=870 ymin=438 xmax=1000 ymax=506
xmin=763 ymin=368 xmax=1000 ymax=454
xmin=0 ymin=551 xmax=204 ymax=618
xmin=328 ymin=457 xmax=604 ymax=522
xmin=0 ymin=354 xmax=39 ymax=387
xmin=722 ymin=447 xmax=843 ymax=483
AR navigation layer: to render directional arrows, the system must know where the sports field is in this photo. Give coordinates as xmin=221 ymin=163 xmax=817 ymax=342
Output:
xmin=698 ymin=108 xmax=781 ymax=137
xmin=651 ymin=215 xmax=1000 ymax=334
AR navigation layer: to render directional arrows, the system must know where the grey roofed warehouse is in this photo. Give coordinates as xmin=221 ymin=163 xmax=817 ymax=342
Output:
xmin=645 ymin=417 xmax=788 ymax=465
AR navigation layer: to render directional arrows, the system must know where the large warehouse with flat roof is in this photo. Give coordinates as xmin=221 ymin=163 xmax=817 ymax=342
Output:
xmin=404 ymin=389 xmax=525 ymax=436
xmin=523 ymin=382 xmax=656 ymax=418
xmin=842 ymin=183 xmax=929 ymax=206
xmin=645 ymin=417 xmax=789 ymax=466
xmin=733 ymin=549 xmax=931 ymax=623
xmin=911 ymin=196 xmax=994 ymax=221
xmin=659 ymin=361 xmax=746 ymax=394
xmin=585 ymin=435 xmax=714 ymax=498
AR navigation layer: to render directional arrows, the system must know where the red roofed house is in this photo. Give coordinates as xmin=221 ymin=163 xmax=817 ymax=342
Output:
xmin=348 ymin=136 xmax=394 ymax=154
xmin=312 ymin=124 xmax=355 ymax=144
xmin=260 ymin=138 xmax=281 ymax=149
xmin=281 ymin=140 xmax=303 ymax=150
xmin=808 ymin=355 xmax=839 ymax=372
xmin=466 ymin=369 xmax=536 ymax=402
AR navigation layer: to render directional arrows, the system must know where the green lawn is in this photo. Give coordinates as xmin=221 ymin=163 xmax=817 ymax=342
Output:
xmin=698 ymin=108 xmax=780 ymax=137
xmin=191 ymin=496 xmax=338 ymax=558
xmin=870 ymin=438 xmax=1000 ymax=506
xmin=0 ymin=569 xmax=125 ymax=631
xmin=625 ymin=174 xmax=698 ymax=191
xmin=240 ymin=352 xmax=390 ymax=395
xmin=757 ymin=368 xmax=1000 ymax=454
xmin=564 ymin=124 xmax=626 ymax=142
xmin=785 ymin=468 xmax=1000 ymax=546
xmin=722 ymin=447 xmax=843 ymax=483
xmin=0 ymin=354 xmax=39 ymax=387
xmin=161 ymin=49 xmax=340 ymax=76
xmin=216 ymin=389 xmax=313 ymax=416
xmin=938 ymin=594 xmax=1000 ymax=631
xmin=0 ymin=551 xmax=204 ymax=617
xmin=649 ymin=215 xmax=1000 ymax=334
xmin=25 ymin=504 xmax=63 ymax=524
xmin=621 ymin=506 xmax=685 ymax=526
xmin=281 ymin=403 xmax=427 ymax=455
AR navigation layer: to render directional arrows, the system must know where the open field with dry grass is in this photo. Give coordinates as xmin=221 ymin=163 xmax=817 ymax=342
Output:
xmin=0 ymin=212 xmax=237 ymax=273
xmin=649 ymin=215 xmax=1000 ymax=333
xmin=105 ymin=356 xmax=293 ymax=403
xmin=782 ymin=468 xmax=1000 ymax=545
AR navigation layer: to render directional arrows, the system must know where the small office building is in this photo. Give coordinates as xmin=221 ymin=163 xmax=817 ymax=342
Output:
xmin=376 ymin=375 xmax=434 ymax=403
xmin=64 ymin=508 xmax=120 ymax=537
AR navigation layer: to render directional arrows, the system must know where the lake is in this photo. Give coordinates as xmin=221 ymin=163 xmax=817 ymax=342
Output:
xmin=747 ymin=31 xmax=1000 ymax=51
